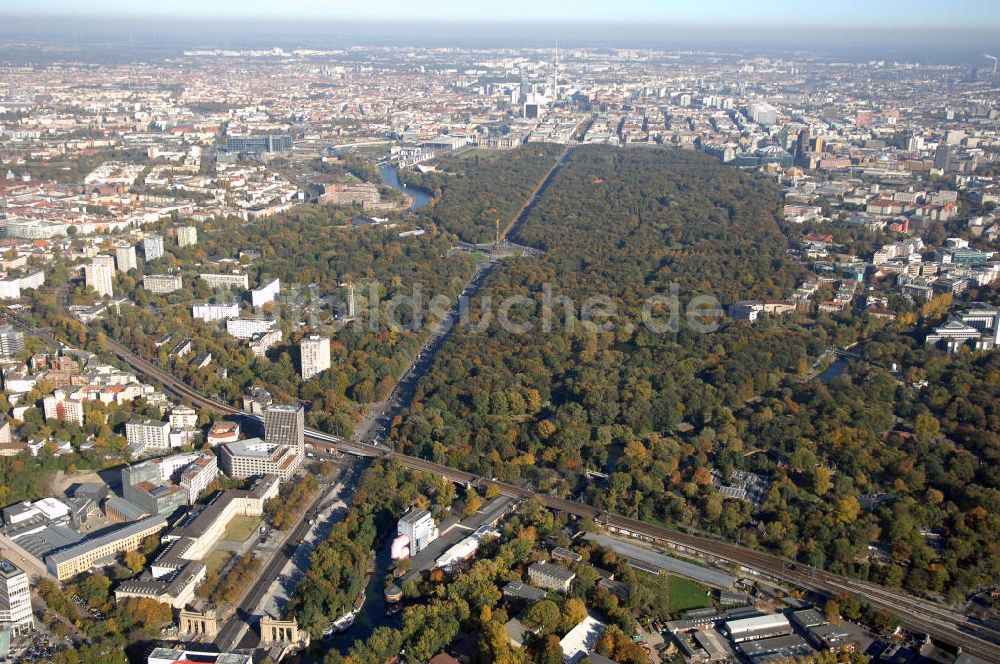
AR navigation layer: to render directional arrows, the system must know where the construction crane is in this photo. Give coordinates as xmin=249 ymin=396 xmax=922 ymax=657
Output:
xmin=985 ymin=54 xmax=998 ymax=74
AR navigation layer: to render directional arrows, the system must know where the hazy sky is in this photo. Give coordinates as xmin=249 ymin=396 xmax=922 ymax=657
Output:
xmin=6 ymin=0 xmax=1000 ymax=28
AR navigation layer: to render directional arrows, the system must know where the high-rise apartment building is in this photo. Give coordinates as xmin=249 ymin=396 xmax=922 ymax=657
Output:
xmin=0 ymin=559 xmax=33 ymax=634
xmin=144 ymin=235 xmax=164 ymax=262
xmin=84 ymin=262 xmax=114 ymax=297
xmin=176 ymin=226 xmax=198 ymax=247
xmin=115 ymin=244 xmax=138 ymax=272
xmin=264 ymin=404 xmax=304 ymax=455
xmin=300 ymin=335 xmax=331 ymax=380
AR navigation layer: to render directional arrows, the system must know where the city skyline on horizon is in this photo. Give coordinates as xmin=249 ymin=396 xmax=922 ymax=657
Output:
xmin=4 ymin=0 xmax=1000 ymax=31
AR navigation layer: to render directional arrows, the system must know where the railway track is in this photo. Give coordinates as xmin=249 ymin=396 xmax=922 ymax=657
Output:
xmin=8 ymin=307 xmax=1000 ymax=660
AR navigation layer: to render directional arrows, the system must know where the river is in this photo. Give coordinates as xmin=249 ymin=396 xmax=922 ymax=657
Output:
xmin=379 ymin=163 xmax=432 ymax=210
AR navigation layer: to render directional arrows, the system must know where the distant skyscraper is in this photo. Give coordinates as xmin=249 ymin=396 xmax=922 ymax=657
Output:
xmin=264 ymin=404 xmax=304 ymax=456
xmin=0 ymin=558 xmax=33 ymax=635
xmin=115 ymin=244 xmax=137 ymax=272
xmin=300 ymin=335 xmax=331 ymax=380
xmin=84 ymin=262 xmax=114 ymax=297
xmin=144 ymin=235 xmax=164 ymax=262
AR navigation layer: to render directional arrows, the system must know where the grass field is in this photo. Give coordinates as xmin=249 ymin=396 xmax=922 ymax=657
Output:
xmin=204 ymin=550 xmax=232 ymax=576
xmin=222 ymin=515 xmax=261 ymax=542
xmin=668 ymin=575 xmax=712 ymax=613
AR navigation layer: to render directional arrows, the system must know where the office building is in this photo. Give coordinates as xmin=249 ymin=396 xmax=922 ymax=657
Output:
xmin=143 ymin=274 xmax=182 ymax=294
xmin=0 ymin=326 xmax=24 ymax=359
xmin=251 ymin=278 xmax=280 ymax=307
xmin=125 ymin=419 xmax=172 ymax=453
xmin=176 ymin=226 xmax=198 ymax=247
xmin=224 ymin=134 xmax=292 ymax=154
xmin=264 ymin=404 xmax=304 ymax=454
xmin=397 ymin=508 xmax=439 ymax=557
xmin=219 ymin=438 xmax=302 ymax=481
xmin=115 ymin=244 xmax=138 ymax=272
xmin=122 ymin=451 xmax=218 ymax=516
xmin=300 ymin=335 xmax=331 ymax=380
xmin=199 ymin=273 xmax=249 ymax=289
xmin=0 ymin=559 xmax=33 ymax=635
xmin=225 ymin=318 xmax=275 ymax=339
xmin=84 ymin=261 xmax=114 ymax=297
xmin=45 ymin=515 xmax=167 ymax=580
xmin=115 ymin=476 xmax=276 ymax=610
xmin=143 ymin=235 xmax=164 ymax=262
xmin=193 ymin=303 xmax=240 ymax=322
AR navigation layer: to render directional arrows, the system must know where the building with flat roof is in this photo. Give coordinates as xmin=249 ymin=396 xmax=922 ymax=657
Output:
xmin=724 ymin=613 xmax=792 ymax=643
xmin=116 ymin=476 xmax=277 ymax=609
xmin=143 ymin=235 xmax=164 ymax=262
xmin=738 ymin=634 xmax=815 ymax=661
xmin=143 ymin=274 xmax=182 ymax=294
xmin=559 ymin=613 xmax=605 ymax=664
xmin=224 ymin=134 xmax=292 ymax=154
xmin=193 ymin=302 xmax=240 ymax=322
xmin=226 ymin=317 xmax=275 ymax=339
xmin=46 ymin=515 xmax=167 ymax=580
xmin=219 ymin=437 xmax=302 ymax=481
xmin=84 ymin=261 xmax=114 ymax=297
xmin=176 ymin=226 xmax=198 ymax=247
xmin=199 ymin=272 xmax=249 ymax=290
xmin=0 ymin=559 xmax=33 ymax=635
xmin=125 ymin=419 xmax=172 ymax=454
xmin=148 ymin=647 xmax=252 ymax=664
xmin=528 ymin=562 xmax=576 ymax=593
xmin=115 ymin=244 xmax=137 ymax=272
xmin=397 ymin=508 xmax=439 ymax=557
xmin=251 ymin=278 xmax=280 ymax=307
xmin=300 ymin=335 xmax=331 ymax=380
xmin=264 ymin=403 xmax=304 ymax=454
xmin=122 ymin=451 xmax=218 ymax=516
xmin=0 ymin=326 xmax=24 ymax=359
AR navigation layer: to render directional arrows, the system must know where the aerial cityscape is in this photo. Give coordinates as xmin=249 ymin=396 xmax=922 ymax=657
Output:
xmin=0 ymin=2 xmax=998 ymax=664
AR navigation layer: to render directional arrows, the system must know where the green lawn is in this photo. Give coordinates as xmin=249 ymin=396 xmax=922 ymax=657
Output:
xmin=204 ymin=550 xmax=232 ymax=576
xmin=222 ymin=515 xmax=261 ymax=542
xmin=668 ymin=575 xmax=712 ymax=612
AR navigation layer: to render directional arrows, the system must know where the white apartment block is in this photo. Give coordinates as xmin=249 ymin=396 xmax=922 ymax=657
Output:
xmin=84 ymin=262 xmax=114 ymax=297
xmin=300 ymin=335 xmax=331 ymax=380
xmin=144 ymin=235 xmax=164 ymax=261
xmin=227 ymin=318 xmax=276 ymax=339
xmin=176 ymin=226 xmax=198 ymax=247
xmin=126 ymin=419 xmax=172 ymax=452
xmin=192 ymin=302 xmax=240 ymax=322
xmin=144 ymin=274 xmax=183 ymax=294
xmin=115 ymin=244 xmax=138 ymax=272
xmin=42 ymin=390 xmax=85 ymax=425
xmin=169 ymin=405 xmax=198 ymax=429
xmin=19 ymin=269 xmax=44 ymax=290
xmin=251 ymin=278 xmax=280 ymax=307
xmin=199 ymin=272 xmax=249 ymax=289
xmin=0 ymin=559 xmax=34 ymax=635
xmin=248 ymin=329 xmax=282 ymax=357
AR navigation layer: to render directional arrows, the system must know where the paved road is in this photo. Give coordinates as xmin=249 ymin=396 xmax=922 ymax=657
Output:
xmin=213 ymin=462 xmax=353 ymax=651
xmin=7 ymin=142 xmax=1000 ymax=660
